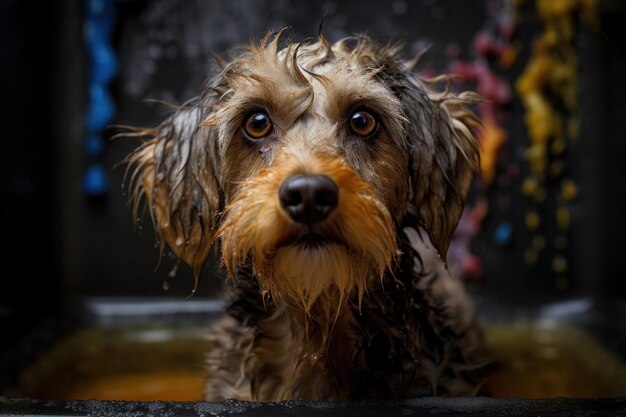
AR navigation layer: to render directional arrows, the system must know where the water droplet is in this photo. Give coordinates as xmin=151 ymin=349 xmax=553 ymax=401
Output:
xmin=162 ymin=280 xmax=170 ymax=291
xmin=168 ymin=264 xmax=178 ymax=278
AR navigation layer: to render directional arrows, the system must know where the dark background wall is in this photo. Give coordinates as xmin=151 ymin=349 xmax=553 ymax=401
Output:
xmin=1 ymin=0 xmax=625 ymax=343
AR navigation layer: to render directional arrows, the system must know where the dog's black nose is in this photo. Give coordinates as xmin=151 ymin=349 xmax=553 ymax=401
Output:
xmin=279 ymin=174 xmax=339 ymax=225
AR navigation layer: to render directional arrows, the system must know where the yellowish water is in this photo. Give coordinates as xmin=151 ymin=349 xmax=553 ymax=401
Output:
xmin=4 ymin=322 xmax=626 ymax=400
xmin=4 ymin=326 xmax=207 ymax=401
xmin=484 ymin=323 xmax=626 ymax=398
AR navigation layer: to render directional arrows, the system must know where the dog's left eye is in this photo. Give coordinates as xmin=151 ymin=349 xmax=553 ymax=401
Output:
xmin=349 ymin=110 xmax=379 ymax=139
xmin=243 ymin=112 xmax=273 ymax=140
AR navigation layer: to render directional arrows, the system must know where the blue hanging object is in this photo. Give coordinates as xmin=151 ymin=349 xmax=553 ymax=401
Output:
xmin=85 ymin=133 xmax=106 ymax=156
xmin=82 ymin=164 xmax=108 ymax=195
xmin=493 ymin=222 xmax=514 ymax=247
xmin=82 ymin=0 xmax=118 ymax=196
xmin=85 ymin=84 xmax=116 ymax=132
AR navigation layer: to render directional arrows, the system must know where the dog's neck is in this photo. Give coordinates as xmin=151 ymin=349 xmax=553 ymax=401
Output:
xmin=222 ymin=212 xmax=482 ymax=398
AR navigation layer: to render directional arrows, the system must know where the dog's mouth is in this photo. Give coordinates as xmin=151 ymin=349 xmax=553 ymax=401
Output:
xmin=295 ymin=233 xmax=333 ymax=248
xmin=281 ymin=232 xmax=343 ymax=250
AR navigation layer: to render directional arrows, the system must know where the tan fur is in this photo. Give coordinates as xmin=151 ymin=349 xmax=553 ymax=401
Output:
xmin=218 ymin=151 xmax=397 ymax=312
xmin=125 ymin=31 xmax=484 ymax=401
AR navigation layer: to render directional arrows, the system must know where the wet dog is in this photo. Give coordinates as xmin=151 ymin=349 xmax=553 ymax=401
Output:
xmin=126 ymin=30 xmax=486 ymax=401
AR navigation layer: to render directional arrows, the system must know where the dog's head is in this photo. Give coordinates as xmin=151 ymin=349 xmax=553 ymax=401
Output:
xmin=127 ymin=31 xmax=480 ymax=310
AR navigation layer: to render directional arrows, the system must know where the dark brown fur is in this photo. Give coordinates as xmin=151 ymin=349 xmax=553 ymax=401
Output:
xmin=125 ymin=31 xmax=486 ymax=401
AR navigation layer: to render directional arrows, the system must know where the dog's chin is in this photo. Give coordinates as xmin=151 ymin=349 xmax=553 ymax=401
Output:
xmin=256 ymin=241 xmax=371 ymax=312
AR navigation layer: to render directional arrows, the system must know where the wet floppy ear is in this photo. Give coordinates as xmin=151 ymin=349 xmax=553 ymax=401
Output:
xmin=398 ymin=74 xmax=481 ymax=259
xmin=125 ymin=100 xmax=222 ymax=284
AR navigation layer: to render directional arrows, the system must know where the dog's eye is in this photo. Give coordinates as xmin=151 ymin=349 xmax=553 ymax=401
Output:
xmin=243 ymin=112 xmax=273 ymax=140
xmin=349 ymin=110 xmax=379 ymax=139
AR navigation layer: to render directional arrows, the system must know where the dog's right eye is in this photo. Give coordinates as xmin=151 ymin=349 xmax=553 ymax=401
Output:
xmin=349 ymin=110 xmax=380 ymax=139
xmin=243 ymin=112 xmax=273 ymax=140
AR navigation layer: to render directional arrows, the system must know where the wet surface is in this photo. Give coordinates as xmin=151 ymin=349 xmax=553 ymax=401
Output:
xmin=3 ymin=321 xmax=625 ymax=402
xmin=484 ymin=323 xmax=626 ymax=398
xmin=1 ymin=296 xmax=625 ymax=416
xmin=2 ymin=325 xmax=207 ymax=401
xmin=1 ymin=396 xmax=626 ymax=417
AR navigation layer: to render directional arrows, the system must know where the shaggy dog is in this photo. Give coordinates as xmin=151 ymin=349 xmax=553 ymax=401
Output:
xmin=126 ymin=30 xmax=486 ymax=401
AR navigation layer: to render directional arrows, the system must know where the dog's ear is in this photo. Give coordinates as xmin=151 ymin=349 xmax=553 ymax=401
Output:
xmin=125 ymin=97 xmax=222 ymax=281
xmin=395 ymin=73 xmax=481 ymax=259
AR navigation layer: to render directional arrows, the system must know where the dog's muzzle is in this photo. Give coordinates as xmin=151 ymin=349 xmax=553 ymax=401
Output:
xmin=279 ymin=174 xmax=339 ymax=225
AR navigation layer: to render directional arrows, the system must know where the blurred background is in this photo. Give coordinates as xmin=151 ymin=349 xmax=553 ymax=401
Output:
xmin=1 ymin=0 xmax=626 ymax=402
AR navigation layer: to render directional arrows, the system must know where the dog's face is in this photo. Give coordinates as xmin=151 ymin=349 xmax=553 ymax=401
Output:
xmin=127 ymin=32 xmax=480 ymax=311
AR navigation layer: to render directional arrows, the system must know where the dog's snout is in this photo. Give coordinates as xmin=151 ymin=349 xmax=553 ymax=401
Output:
xmin=279 ymin=175 xmax=339 ymax=225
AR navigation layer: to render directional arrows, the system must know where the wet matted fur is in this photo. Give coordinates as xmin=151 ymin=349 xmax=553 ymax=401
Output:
xmin=125 ymin=30 xmax=488 ymax=401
